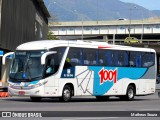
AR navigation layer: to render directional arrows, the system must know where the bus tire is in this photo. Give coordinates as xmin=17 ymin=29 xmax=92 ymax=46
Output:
xmin=60 ymin=85 xmax=72 ymax=102
xmin=96 ymin=96 xmax=109 ymax=101
xmin=125 ymin=85 xmax=135 ymax=101
xmin=30 ymin=97 xmax=42 ymax=102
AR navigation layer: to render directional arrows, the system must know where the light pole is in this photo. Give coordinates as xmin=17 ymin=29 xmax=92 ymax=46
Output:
xmin=141 ymin=9 xmax=144 ymax=43
xmin=96 ymin=0 xmax=99 ymax=24
xmin=128 ymin=6 xmax=137 ymax=37
xmin=128 ymin=8 xmax=131 ymax=37
xmin=74 ymin=10 xmax=83 ymax=40
xmin=81 ymin=14 xmax=84 ymax=40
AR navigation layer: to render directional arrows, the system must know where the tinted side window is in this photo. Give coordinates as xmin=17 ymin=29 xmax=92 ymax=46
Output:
xmin=142 ymin=52 xmax=155 ymax=67
xmin=129 ymin=52 xmax=137 ymax=67
xmin=98 ymin=49 xmax=113 ymax=66
xmin=129 ymin=51 xmax=142 ymax=67
xmin=45 ymin=54 xmax=59 ymax=77
xmin=51 ymin=47 xmax=66 ymax=65
xmin=66 ymin=47 xmax=82 ymax=66
xmin=124 ymin=51 xmax=129 ymax=67
xmin=116 ymin=51 xmax=129 ymax=67
xmin=136 ymin=52 xmax=142 ymax=67
xmin=83 ymin=48 xmax=98 ymax=65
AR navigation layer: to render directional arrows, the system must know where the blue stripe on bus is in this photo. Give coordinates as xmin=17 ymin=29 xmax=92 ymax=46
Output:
xmin=0 ymin=50 xmax=4 ymax=56
xmin=88 ymin=66 xmax=147 ymax=95
xmin=30 ymin=80 xmax=39 ymax=84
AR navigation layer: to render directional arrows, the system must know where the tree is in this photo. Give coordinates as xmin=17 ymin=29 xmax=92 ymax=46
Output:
xmin=47 ymin=31 xmax=59 ymax=40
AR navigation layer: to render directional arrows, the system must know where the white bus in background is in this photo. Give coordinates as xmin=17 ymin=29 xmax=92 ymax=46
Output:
xmin=4 ymin=40 xmax=156 ymax=102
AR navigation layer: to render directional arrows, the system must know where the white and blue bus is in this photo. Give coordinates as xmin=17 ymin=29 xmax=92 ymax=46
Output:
xmin=5 ymin=40 xmax=156 ymax=102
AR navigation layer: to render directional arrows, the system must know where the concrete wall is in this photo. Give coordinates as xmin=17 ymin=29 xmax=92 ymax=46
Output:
xmin=51 ymin=24 xmax=160 ymax=36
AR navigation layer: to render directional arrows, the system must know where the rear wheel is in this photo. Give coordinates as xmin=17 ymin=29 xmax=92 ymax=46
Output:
xmin=30 ymin=97 xmax=42 ymax=102
xmin=59 ymin=85 xmax=72 ymax=102
xmin=125 ymin=85 xmax=135 ymax=101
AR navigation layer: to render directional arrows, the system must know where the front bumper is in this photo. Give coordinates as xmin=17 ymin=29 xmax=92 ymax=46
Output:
xmin=8 ymin=85 xmax=44 ymax=97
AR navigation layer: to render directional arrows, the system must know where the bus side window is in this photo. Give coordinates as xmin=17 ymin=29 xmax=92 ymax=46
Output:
xmin=117 ymin=51 xmax=125 ymax=67
xmin=45 ymin=55 xmax=57 ymax=77
xmin=106 ymin=51 xmax=112 ymax=66
xmin=142 ymin=52 xmax=155 ymax=67
xmin=63 ymin=47 xmax=83 ymax=69
xmin=63 ymin=59 xmax=72 ymax=69
xmin=98 ymin=49 xmax=112 ymax=66
xmin=136 ymin=52 xmax=142 ymax=67
xmin=130 ymin=52 xmax=142 ymax=67
xmin=83 ymin=48 xmax=97 ymax=66
xmin=117 ymin=51 xmax=129 ymax=67
xmin=114 ymin=51 xmax=119 ymax=66
xmin=129 ymin=52 xmax=136 ymax=67
xmin=98 ymin=50 xmax=105 ymax=66
xmin=65 ymin=47 xmax=82 ymax=66
xmin=124 ymin=51 xmax=129 ymax=67
xmin=50 ymin=47 xmax=66 ymax=65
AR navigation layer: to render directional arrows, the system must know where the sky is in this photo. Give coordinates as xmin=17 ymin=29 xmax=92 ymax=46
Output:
xmin=120 ymin=0 xmax=160 ymax=10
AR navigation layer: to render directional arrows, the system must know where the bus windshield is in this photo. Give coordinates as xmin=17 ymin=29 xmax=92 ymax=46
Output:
xmin=9 ymin=50 xmax=46 ymax=81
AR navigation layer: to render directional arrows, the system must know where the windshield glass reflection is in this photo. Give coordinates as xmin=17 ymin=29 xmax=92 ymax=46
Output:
xmin=10 ymin=51 xmax=45 ymax=81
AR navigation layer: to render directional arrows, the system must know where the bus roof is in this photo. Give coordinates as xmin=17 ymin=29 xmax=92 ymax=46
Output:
xmin=16 ymin=40 xmax=156 ymax=53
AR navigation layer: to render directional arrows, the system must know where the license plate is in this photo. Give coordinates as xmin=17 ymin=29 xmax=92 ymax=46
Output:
xmin=18 ymin=91 xmax=25 ymax=95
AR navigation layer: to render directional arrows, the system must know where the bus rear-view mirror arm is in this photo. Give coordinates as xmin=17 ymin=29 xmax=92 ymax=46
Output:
xmin=2 ymin=52 xmax=14 ymax=65
xmin=41 ymin=51 xmax=57 ymax=65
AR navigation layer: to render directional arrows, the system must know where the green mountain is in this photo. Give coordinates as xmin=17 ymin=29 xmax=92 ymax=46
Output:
xmin=44 ymin=0 xmax=159 ymax=21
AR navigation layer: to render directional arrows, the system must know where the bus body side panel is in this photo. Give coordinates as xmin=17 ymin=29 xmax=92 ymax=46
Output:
xmin=137 ymin=65 xmax=156 ymax=95
xmin=58 ymin=66 xmax=94 ymax=96
xmin=74 ymin=66 xmax=94 ymax=96
xmin=44 ymin=76 xmax=60 ymax=97
xmin=56 ymin=65 xmax=156 ymax=97
xmin=88 ymin=66 xmax=151 ymax=96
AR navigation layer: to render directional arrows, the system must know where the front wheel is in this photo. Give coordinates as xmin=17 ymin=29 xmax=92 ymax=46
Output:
xmin=59 ymin=85 xmax=72 ymax=102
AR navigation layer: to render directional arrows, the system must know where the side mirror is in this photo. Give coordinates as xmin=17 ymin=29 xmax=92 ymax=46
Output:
xmin=2 ymin=52 xmax=14 ymax=65
xmin=41 ymin=51 xmax=57 ymax=65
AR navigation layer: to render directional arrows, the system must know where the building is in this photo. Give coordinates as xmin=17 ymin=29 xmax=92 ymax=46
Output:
xmin=0 ymin=0 xmax=50 ymax=52
xmin=0 ymin=0 xmax=50 ymax=91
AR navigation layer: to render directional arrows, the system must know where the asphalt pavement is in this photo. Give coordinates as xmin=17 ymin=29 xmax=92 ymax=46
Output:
xmin=0 ymin=83 xmax=159 ymax=120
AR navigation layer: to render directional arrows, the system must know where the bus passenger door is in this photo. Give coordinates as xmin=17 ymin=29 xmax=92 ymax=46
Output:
xmin=41 ymin=52 xmax=58 ymax=96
